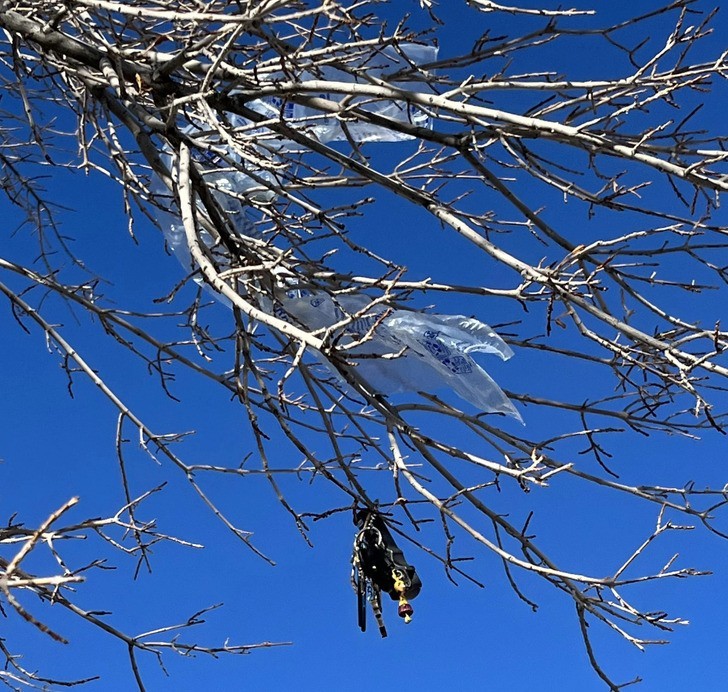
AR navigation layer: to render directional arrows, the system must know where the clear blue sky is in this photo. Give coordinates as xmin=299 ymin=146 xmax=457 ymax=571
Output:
xmin=2 ymin=2 xmax=728 ymax=690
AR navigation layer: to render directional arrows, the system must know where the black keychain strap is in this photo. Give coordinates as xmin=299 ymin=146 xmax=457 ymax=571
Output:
xmin=351 ymin=508 xmax=421 ymax=637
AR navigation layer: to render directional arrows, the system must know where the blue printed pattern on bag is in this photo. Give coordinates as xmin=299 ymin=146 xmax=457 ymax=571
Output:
xmin=273 ymin=302 xmax=289 ymax=321
xmin=266 ymin=97 xmax=296 ymax=120
xmin=346 ymin=312 xmax=381 ymax=336
xmin=418 ymin=330 xmax=473 ymax=375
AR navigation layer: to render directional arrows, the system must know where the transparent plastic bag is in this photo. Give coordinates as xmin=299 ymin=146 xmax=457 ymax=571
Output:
xmin=151 ymin=42 xmax=520 ymax=419
xmin=241 ymin=43 xmax=439 ymax=147
xmin=156 ymin=42 xmax=437 ymax=270
xmin=154 ymin=141 xmax=264 ymax=294
xmin=277 ymin=289 xmax=522 ymax=421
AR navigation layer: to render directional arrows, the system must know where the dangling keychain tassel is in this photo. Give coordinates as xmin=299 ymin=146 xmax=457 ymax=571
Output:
xmin=393 ymin=570 xmax=414 ymax=624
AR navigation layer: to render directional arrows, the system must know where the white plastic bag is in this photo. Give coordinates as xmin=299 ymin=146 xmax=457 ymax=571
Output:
xmin=277 ymin=289 xmax=522 ymax=421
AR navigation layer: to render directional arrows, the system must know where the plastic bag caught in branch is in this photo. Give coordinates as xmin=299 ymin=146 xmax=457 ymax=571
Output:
xmin=159 ymin=182 xmax=521 ymax=419
xmin=159 ymin=169 xmax=261 ymax=279
xmin=155 ymin=132 xmax=272 ymax=296
xmin=155 ymin=40 xmax=519 ymax=420
xmin=276 ymin=290 xmax=522 ymax=422
xmin=157 ymin=42 xmax=439 ymax=265
xmin=239 ymin=44 xmax=439 ymax=147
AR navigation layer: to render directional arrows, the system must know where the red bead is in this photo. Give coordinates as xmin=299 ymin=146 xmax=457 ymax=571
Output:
xmin=398 ymin=602 xmax=414 ymax=619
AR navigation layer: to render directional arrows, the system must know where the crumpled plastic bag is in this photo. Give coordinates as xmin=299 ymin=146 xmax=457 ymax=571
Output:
xmin=157 ymin=169 xmax=260 ymax=284
xmin=154 ymin=39 xmax=520 ymax=420
xmin=276 ymin=289 xmax=522 ymax=421
xmin=240 ymin=43 xmax=439 ymax=148
xmin=156 ymin=43 xmax=438 ymax=273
